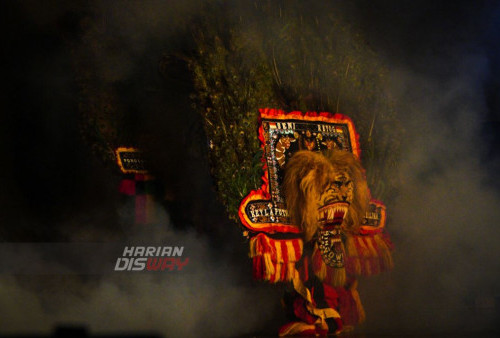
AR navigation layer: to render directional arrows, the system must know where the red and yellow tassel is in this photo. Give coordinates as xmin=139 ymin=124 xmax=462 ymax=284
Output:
xmin=249 ymin=233 xmax=303 ymax=283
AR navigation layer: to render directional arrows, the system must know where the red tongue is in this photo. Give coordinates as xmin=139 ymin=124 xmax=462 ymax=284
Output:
xmin=334 ymin=209 xmax=345 ymax=223
xmin=323 ymin=210 xmax=345 ymax=228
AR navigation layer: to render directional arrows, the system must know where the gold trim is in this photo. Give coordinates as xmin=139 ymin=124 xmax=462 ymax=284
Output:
xmin=115 ymin=147 xmax=148 ymax=174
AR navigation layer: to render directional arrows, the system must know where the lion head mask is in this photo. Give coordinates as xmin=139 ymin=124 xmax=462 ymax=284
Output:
xmin=283 ymin=150 xmax=370 ymax=242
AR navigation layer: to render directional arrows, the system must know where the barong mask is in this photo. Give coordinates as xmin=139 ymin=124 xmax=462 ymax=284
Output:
xmin=283 ymin=150 xmax=369 ymax=242
xmin=317 ymin=170 xmax=353 ymax=268
xmin=283 ymin=150 xmax=370 ymax=285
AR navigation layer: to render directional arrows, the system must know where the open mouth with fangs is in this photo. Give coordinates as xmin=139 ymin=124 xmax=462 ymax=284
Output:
xmin=317 ymin=202 xmax=350 ymax=228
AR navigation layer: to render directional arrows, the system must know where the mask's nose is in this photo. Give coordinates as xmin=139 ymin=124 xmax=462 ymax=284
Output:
xmin=340 ymin=184 xmax=350 ymax=202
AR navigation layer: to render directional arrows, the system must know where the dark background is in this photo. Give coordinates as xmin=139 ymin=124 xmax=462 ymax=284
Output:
xmin=1 ymin=0 xmax=499 ymax=336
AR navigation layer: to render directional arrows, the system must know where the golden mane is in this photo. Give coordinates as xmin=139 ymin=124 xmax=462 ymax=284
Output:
xmin=282 ymin=150 xmax=370 ymax=241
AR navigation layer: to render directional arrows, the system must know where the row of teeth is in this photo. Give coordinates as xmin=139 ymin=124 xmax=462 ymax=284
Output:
xmin=320 ymin=205 xmax=348 ymax=220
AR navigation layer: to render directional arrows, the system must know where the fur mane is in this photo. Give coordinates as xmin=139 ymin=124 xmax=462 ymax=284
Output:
xmin=283 ymin=150 xmax=370 ymax=241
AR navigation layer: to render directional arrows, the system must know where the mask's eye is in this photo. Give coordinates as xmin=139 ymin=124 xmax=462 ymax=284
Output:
xmin=334 ymin=181 xmax=343 ymax=188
